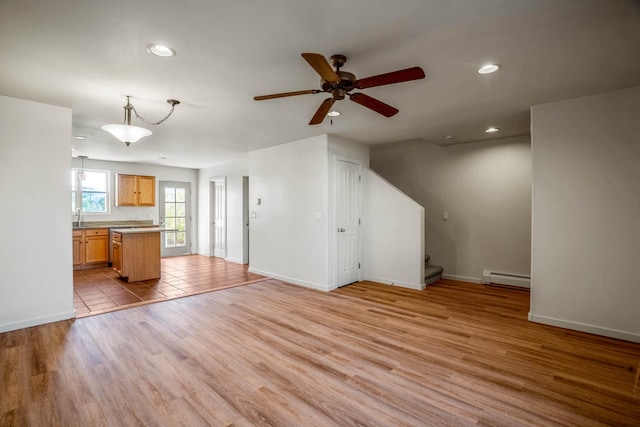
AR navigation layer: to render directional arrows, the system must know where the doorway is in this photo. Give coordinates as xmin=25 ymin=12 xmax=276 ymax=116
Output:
xmin=210 ymin=177 xmax=226 ymax=258
xmin=159 ymin=181 xmax=191 ymax=257
xmin=336 ymin=159 xmax=361 ymax=286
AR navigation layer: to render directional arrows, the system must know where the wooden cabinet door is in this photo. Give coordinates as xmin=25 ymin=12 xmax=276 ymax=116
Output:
xmin=72 ymin=231 xmax=84 ymax=266
xmin=137 ymin=175 xmax=156 ymax=206
xmin=112 ymin=238 xmax=122 ymax=275
xmin=116 ymin=174 xmax=137 ymax=206
xmin=85 ymin=230 xmax=109 ymax=264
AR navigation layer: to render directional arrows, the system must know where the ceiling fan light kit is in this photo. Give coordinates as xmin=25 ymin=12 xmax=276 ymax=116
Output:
xmin=102 ymin=96 xmax=180 ymax=146
xmin=254 ymin=53 xmax=425 ymax=125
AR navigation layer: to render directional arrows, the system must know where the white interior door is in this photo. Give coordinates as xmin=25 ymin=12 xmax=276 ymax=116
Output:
xmin=159 ymin=181 xmax=191 ymax=257
xmin=211 ymin=178 xmax=226 ymax=258
xmin=337 ymin=160 xmax=360 ymax=286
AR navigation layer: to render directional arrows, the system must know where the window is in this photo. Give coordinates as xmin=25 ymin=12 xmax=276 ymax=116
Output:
xmin=72 ymin=169 xmax=110 ymax=214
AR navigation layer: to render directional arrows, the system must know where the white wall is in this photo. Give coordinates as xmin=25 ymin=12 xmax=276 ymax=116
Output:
xmin=71 ymin=158 xmax=198 ymax=252
xmin=248 ymin=135 xmax=330 ymax=290
xmin=530 ymin=86 xmax=640 ymax=342
xmin=0 ymin=95 xmax=75 ymax=332
xmin=362 ymin=168 xmax=425 ymax=289
xmin=370 ymin=135 xmax=532 ymax=283
xmin=197 ymin=159 xmax=248 ymax=264
xmin=71 ymin=158 xmax=198 ymax=221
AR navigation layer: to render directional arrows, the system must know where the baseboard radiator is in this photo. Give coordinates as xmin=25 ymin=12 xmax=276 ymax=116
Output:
xmin=482 ymin=270 xmax=531 ymax=289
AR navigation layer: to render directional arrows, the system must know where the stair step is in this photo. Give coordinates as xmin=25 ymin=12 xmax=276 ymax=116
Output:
xmin=425 ymin=265 xmax=444 ymax=285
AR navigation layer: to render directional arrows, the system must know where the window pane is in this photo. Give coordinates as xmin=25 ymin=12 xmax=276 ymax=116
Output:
xmin=165 ymin=187 xmax=175 ymax=202
xmin=82 ymin=192 xmax=106 ymax=212
xmin=176 ymin=203 xmax=185 ymax=217
xmin=164 ymin=232 xmax=175 ymax=248
xmin=165 ymin=203 xmax=175 ymax=217
xmin=166 ymin=218 xmax=176 ymax=229
xmin=176 ymin=232 xmax=186 ymax=246
xmin=82 ymin=171 xmax=107 ymax=192
xmin=176 ymin=218 xmax=185 ymax=231
xmin=72 ymin=168 xmax=109 ymax=214
xmin=176 ymin=188 xmax=185 ymax=203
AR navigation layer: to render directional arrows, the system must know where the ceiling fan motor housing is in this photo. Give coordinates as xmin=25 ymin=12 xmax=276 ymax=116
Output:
xmin=321 ymin=70 xmax=356 ymax=98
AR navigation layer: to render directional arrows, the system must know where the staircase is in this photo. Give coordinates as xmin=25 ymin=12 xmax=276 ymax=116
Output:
xmin=425 ymin=255 xmax=444 ymax=285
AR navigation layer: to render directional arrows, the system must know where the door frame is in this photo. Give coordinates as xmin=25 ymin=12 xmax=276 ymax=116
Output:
xmin=334 ymin=157 xmax=362 ymax=287
xmin=159 ymin=181 xmax=192 ymax=257
xmin=210 ymin=176 xmax=227 ymax=258
xmin=242 ymin=176 xmax=250 ymax=264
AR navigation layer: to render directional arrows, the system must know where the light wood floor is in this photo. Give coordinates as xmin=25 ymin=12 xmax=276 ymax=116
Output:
xmin=2 ymin=277 xmax=639 ymax=426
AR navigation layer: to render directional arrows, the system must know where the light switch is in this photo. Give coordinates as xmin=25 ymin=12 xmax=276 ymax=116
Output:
xmin=443 ymin=211 xmax=449 ymax=220
xmin=251 ymin=212 xmax=257 ymax=218
xmin=313 ymin=211 xmax=322 ymax=220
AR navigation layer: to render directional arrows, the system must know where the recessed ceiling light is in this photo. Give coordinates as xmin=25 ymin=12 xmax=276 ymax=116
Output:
xmin=444 ymin=135 xmax=455 ymax=140
xmin=158 ymin=156 xmax=167 ymax=160
xmin=71 ymin=147 xmax=77 ymax=151
xmin=485 ymin=127 xmax=499 ymax=133
xmin=73 ymin=135 xmax=87 ymax=140
xmin=477 ymin=64 xmax=500 ymax=74
xmin=327 ymin=111 xmax=341 ymax=117
xmin=146 ymin=44 xmax=176 ymax=58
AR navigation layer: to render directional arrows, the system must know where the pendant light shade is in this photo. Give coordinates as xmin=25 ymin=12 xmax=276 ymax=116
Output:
xmin=102 ymin=124 xmax=152 ymax=145
xmin=102 ymin=96 xmax=179 ymax=146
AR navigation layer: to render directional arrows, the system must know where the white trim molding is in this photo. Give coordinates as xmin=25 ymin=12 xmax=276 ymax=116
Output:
xmin=442 ymin=274 xmax=482 ymax=284
xmin=528 ymin=312 xmax=640 ymax=343
xmin=248 ymin=268 xmax=334 ymax=292
xmin=361 ymin=275 xmax=425 ymax=291
xmin=0 ymin=310 xmax=76 ymax=334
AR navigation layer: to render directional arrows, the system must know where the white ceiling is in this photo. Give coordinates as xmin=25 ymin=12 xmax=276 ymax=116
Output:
xmin=1 ymin=0 xmax=639 ymax=169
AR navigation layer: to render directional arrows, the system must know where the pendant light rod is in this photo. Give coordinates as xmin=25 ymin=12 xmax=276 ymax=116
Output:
xmin=77 ymin=155 xmax=88 ymax=180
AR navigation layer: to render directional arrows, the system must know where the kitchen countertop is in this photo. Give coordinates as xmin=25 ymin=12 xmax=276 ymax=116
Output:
xmin=72 ymin=220 xmax=155 ymax=230
xmin=110 ymin=227 xmax=177 ymax=234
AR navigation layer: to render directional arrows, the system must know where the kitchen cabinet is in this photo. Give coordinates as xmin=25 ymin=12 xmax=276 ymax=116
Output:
xmin=73 ymin=228 xmax=109 ymax=270
xmin=112 ymin=232 xmax=122 ymax=275
xmin=111 ymin=229 xmax=161 ymax=282
xmin=115 ymin=174 xmax=155 ymax=206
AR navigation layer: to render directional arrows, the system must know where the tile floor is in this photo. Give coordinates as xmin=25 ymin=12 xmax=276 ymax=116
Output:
xmin=73 ymin=255 xmax=266 ymax=318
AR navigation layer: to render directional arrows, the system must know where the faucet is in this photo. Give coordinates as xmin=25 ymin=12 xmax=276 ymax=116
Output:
xmin=76 ymin=208 xmax=83 ymax=227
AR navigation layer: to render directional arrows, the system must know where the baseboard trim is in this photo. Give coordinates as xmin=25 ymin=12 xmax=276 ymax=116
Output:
xmin=528 ymin=312 xmax=640 ymax=343
xmin=361 ymin=275 xmax=425 ymax=290
xmin=247 ymin=268 xmax=332 ymax=292
xmin=0 ymin=310 xmax=76 ymax=333
xmin=224 ymin=257 xmax=244 ymax=265
xmin=442 ymin=274 xmax=482 ymax=284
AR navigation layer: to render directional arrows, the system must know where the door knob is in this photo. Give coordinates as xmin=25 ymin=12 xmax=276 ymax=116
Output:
xmin=338 ymin=228 xmax=345 ymax=232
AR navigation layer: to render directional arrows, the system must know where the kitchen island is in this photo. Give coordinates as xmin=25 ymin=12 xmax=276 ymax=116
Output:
xmin=111 ymin=227 xmax=168 ymax=282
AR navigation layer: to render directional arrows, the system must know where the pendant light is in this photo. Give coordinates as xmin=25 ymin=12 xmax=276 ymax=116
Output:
xmin=78 ymin=155 xmax=88 ymax=180
xmin=102 ymin=96 xmax=180 ymax=146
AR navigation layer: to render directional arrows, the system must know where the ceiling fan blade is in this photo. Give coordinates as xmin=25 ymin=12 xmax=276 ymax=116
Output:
xmin=350 ymin=93 xmax=398 ymax=117
xmin=254 ymin=89 xmax=320 ymax=101
xmin=355 ymin=66 xmax=425 ymax=89
xmin=302 ymin=53 xmax=340 ymax=83
xmin=309 ymin=98 xmax=334 ymax=125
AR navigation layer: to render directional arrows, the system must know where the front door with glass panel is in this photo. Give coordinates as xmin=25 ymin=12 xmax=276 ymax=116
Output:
xmin=159 ymin=181 xmax=191 ymax=257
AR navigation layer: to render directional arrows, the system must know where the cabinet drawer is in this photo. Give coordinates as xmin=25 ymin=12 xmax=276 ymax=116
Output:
xmin=111 ymin=233 xmax=122 ymax=242
xmin=72 ymin=230 xmax=82 ymax=237
xmin=85 ymin=228 xmax=108 ymax=236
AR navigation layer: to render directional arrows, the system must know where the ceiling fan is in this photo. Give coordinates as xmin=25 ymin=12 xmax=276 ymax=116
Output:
xmin=254 ymin=53 xmax=425 ymax=125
